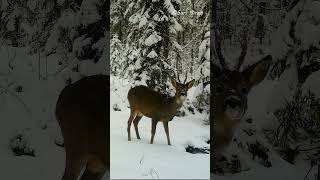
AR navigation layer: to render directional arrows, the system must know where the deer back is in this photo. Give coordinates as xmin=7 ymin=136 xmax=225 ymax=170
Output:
xmin=128 ymin=85 xmax=179 ymax=120
xmin=56 ymin=75 xmax=109 ymax=167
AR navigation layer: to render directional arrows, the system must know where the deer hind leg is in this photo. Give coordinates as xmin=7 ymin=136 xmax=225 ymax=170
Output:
xmin=150 ymin=119 xmax=158 ymax=144
xmin=133 ymin=115 xmax=143 ymax=139
xmin=127 ymin=110 xmax=137 ymax=141
xmin=79 ymin=158 xmax=107 ymax=180
xmin=163 ymin=121 xmax=171 ymax=145
xmin=62 ymin=151 xmax=87 ymax=180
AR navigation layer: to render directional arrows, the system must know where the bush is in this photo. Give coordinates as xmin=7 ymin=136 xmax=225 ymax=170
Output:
xmin=268 ymin=90 xmax=320 ymax=163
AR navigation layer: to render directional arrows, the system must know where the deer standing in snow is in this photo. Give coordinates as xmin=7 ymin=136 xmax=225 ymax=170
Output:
xmin=127 ymin=75 xmax=195 ymax=145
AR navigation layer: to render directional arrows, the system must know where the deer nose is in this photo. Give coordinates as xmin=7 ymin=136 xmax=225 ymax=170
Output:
xmin=181 ymin=92 xmax=187 ymax=96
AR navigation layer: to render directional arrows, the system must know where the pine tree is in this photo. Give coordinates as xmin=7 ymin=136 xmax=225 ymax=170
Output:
xmin=125 ymin=0 xmax=183 ymax=90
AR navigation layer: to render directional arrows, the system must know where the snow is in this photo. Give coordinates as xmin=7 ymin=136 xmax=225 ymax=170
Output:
xmin=172 ymin=41 xmax=182 ymax=51
xmin=302 ymin=69 xmax=320 ymax=98
xmin=199 ymin=37 xmax=209 ymax=61
xmin=296 ymin=16 xmax=320 ymax=49
xmin=0 ymin=45 xmax=109 ymax=180
xmin=57 ymin=10 xmax=80 ymax=28
xmin=110 ymin=76 xmax=210 ymax=179
xmin=164 ymin=0 xmax=177 ymax=16
xmin=144 ymin=33 xmax=162 ymax=46
xmin=173 ymin=19 xmax=183 ymax=32
xmin=129 ymin=14 xmax=140 ymax=24
xmin=266 ymin=64 xmax=298 ymax=113
xmin=45 ymin=10 xmax=79 ymax=53
xmin=305 ymin=1 xmax=320 ymax=21
xmin=172 ymin=0 xmax=182 ymax=5
xmin=139 ymin=16 xmax=148 ymax=28
xmin=0 ymin=0 xmax=108 ymax=178
xmin=147 ymin=50 xmax=158 ymax=58
xmin=0 ymin=46 xmax=65 ymax=179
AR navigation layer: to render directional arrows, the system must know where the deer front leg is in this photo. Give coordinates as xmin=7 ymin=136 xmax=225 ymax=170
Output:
xmin=150 ymin=119 xmax=158 ymax=144
xmin=163 ymin=121 xmax=171 ymax=145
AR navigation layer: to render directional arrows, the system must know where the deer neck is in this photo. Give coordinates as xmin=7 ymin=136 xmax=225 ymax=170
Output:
xmin=213 ymin=114 xmax=240 ymax=151
xmin=174 ymin=94 xmax=185 ymax=107
xmin=215 ymin=114 xmax=240 ymax=133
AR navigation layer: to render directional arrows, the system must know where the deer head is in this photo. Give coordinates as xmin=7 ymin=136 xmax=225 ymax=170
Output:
xmin=172 ymin=72 xmax=195 ymax=104
xmin=212 ymin=31 xmax=272 ymax=152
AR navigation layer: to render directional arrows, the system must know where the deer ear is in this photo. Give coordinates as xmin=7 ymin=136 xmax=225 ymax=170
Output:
xmin=186 ymin=79 xmax=195 ymax=89
xmin=171 ymin=78 xmax=177 ymax=88
xmin=242 ymin=55 xmax=272 ymax=87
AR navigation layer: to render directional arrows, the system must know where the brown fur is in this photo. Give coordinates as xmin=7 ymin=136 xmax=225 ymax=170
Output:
xmin=127 ymin=79 xmax=194 ymax=145
xmin=212 ymin=55 xmax=271 ymax=154
xmin=55 ymin=75 xmax=109 ymax=180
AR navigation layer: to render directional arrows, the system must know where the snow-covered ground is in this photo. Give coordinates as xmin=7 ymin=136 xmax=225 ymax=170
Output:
xmin=0 ymin=46 xmax=109 ymax=179
xmin=0 ymin=45 xmax=209 ymax=179
xmin=110 ymin=76 xmax=210 ymax=179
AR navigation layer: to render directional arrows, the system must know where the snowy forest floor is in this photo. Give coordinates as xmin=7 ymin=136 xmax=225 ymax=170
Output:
xmin=0 ymin=46 xmax=109 ymax=179
xmin=110 ymin=76 xmax=210 ymax=179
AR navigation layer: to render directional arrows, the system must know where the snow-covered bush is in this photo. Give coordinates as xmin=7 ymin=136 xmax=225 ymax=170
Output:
xmin=9 ymin=134 xmax=35 ymax=157
xmin=267 ymin=90 xmax=320 ymax=161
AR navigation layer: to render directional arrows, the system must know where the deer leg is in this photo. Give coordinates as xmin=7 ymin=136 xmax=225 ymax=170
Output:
xmin=127 ymin=110 xmax=137 ymax=141
xmin=150 ymin=119 xmax=158 ymax=144
xmin=133 ymin=115 xmax=143 ymax=139
xmin=163 ymin=121 xmax=171 ymax=145
xmin=80 ymin=158 xmax=107 ymax=180
xmin=62 ymin=151 xmax=86 ymax=180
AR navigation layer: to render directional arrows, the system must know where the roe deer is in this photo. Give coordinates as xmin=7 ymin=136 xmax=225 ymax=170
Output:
xmin=55 ymin=75 xmax=109 ymax=180
xmin=127 ymin=77 xmax=195 ymax=145
xmin=211 ymin=31 xmax=271 ymax=170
